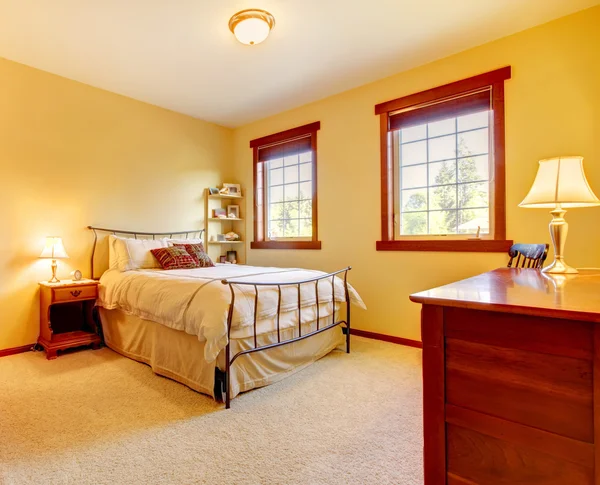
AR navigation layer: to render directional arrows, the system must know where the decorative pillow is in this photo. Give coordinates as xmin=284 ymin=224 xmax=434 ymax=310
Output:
xmin=174 ymin=243 xmax=215 ymax=268
xmin=109 ymin=235 xmax=169 ymax=272
xmin=166 ymin=238 xmax=204 ymax=246
xmin=150 ymin=247 xmax=199 ymax=270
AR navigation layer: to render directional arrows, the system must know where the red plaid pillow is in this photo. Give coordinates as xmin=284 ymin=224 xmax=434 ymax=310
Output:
xmin=150 ymin=247 xmax=199 ymax=270
xmin=174 ymin=243 xmax=215 ymax=268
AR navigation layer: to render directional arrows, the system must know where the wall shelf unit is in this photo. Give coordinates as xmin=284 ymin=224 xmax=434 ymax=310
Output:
xmin=204 ymin=188 xmax=245 ymax=264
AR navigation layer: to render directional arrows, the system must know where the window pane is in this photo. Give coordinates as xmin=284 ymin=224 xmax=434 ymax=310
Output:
xmin=457 ymin=208 xmax=489 ymax=234
xmin=458 ymin=155 xmax=488 ymax=183
xmin=429 ymin=160 xmax=456 ymax=186
xmin=458 ymin=182 xmax=489 ymax=209
xmin=284 ymin=220 xmax=299 ymax=237
xmin=428 ymin=134 xmax=456 ymax=162
xmin=430 ymin=185 xmax=456 ymax=211
xmin=270 ymin=168 xmax=283 ymax=185
xmin=268 ymin=220 xmax=284 ymax=239
xmin=429 ymin=210 xmax=457 ymax=235
xmin=268 ymin=158 xmax=283 ymax=169
xmin=400 ymin=125 xmax=426 ymax=143
xmin=284 ymin=154 xmax=299 ymax=166
xmin=401 ymin=212 xmax=427 ymax=235
xmin=400 ymin=140 xmax=427 ymax=166
xmin=285 ymin=183 xmax=299 ymax=201
xmin=401 ymin=188 xmax=427 ymax=212
xmin=299 ymin=151 xmax=312 ymax=163
xmin=269 ymin=203 xmax=284 ymax=220
xmin=428 ymin=118 xmax=455 ymax=137
xmin=284 ymin=201 xmax=299 ymax=219
xmin=299 ymin=199 xmax=312 ymax=219
xmin=299 ymin=181 xmax=312 ymax=200
xmin=269 ymin=185 xmax=283 ymax=203
xmin=299 ymin=163 xmax=312 ymax=182
xmin=284 ymin=165 xmax=299 ymax=183
xmin=299 ymin=218 xmax=312 ymax=237
xmin=401 ymin=164 xmax=427 ymax=189
xmin=458 ymin=128 xmax=488 ymax=157
xmin=458 ymin=111 xmax=489 ymax=132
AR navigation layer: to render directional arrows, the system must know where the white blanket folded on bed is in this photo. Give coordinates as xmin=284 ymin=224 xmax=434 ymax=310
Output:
xmin=98 ymin=264 xmax=365 ymax=362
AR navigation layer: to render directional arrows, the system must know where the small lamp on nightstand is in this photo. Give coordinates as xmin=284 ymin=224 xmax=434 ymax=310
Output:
xmin=40 ymin=237 xmax=69 ymax=283
xmin=519 ymin=156 xmax=600 ymax=274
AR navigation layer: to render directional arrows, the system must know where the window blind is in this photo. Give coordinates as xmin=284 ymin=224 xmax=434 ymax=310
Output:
xmin=257 ymin=136 xmax=312 ymax=162
xmin=388 ymin=89 xmax=491 ymax=132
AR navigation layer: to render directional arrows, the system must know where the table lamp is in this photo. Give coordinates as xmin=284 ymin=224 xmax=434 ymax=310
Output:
xmin=40 ymin=237 xmax=69 ymax=283
xmin=519 ymin=156 xmax=600 ymax=274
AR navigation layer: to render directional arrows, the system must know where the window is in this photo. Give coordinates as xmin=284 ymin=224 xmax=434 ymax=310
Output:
xmin=250 ymin=122 xmax=321 ymax=250
xmin=375 ymin=67 xmax=513 ymax=252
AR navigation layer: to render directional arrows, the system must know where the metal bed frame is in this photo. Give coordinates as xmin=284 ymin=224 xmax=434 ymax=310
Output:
xmin=88 ymin=226 xmax=352 ymax=408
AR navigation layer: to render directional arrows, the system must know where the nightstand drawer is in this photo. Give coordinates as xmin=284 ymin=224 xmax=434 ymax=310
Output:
xmin=52 ymin=285 xmax=97 ymax=303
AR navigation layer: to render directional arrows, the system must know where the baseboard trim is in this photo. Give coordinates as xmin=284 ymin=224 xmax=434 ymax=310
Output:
xmin=0 ymin=343 xmax=35 ymax=358
xmin=350 ymin=329 xmax=423 ymax=349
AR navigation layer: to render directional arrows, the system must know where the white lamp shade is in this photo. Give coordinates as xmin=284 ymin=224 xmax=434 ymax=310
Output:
xmin=519 ymin=156 xmax=600 ymax=209
xmin=233 ymin=17 xmax=271 ymax=45
xmin=40 ymin=237 xmax=69 ymax=259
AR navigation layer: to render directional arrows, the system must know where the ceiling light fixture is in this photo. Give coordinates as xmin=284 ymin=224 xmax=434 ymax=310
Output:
xmin=229 ymin=9 xmax=275 ymax=46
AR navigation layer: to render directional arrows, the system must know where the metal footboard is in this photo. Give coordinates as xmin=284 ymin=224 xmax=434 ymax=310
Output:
xmin=220 ymin=267 xmax=352 ymax=408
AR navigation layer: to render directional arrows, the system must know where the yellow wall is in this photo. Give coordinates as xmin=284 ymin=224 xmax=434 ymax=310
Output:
xmin=0 ymin=58 xmax=232 ymax=350
xmin=233 ymin=7 xmax=600 ymax=341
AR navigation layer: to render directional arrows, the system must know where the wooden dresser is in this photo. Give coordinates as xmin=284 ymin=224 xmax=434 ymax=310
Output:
xmin=410 ymin=268 xmax=600 ymax=485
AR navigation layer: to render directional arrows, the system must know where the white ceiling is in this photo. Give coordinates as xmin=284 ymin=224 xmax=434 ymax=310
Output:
xmin=0 ymin=0 xmax=597 ymax=127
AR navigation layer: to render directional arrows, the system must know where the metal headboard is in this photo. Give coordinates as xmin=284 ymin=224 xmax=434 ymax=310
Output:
xmin=87 ymin=226 xmax=205 ymax=280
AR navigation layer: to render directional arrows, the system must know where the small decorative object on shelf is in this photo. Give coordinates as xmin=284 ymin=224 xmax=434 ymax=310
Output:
xmin=214 ymin=208 xmax=227 ymax=218
xmin=227 ymin=205 xmax=240 ymax=218
xmin=219 ymin=183 xmax=242 ymax=196
xmin=208 ymin=187 xmax=219 ymax=195
xmin=217 ymin=234 xmax=226 ymax=242
xmin=227 ymin=250 xmax=237 ymax=264
xmin=224 ymin=231 xmax=240 ymax=241
xmin=468 ymin=226 xmax=482 ymax=241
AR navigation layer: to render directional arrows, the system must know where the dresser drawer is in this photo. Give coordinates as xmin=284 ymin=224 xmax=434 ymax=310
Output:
xmin=52 ymin=285 xmax=97 ymax=303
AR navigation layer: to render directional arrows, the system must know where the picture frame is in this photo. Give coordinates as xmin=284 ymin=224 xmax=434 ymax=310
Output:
xmin=208 ymin=187 xmax=219 ymax=195
xmin=220 ymin=183 xmax=242 ymax=196
xmin=217 ymin=234 xmax=226 ymax=242
xmin=213 ymin=208 xmax=227 ymax=218
xmin=219 ymin=255 xmax=227 ymax=263
xmin=227 ymin=205 xmax=240 ymax=219
xmin=226 ymin=250 xmax=237 ymax=263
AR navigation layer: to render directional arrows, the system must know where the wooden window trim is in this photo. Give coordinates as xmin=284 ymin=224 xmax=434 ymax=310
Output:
xmin=250 ymin=122 xmax=321 ymax=250
xmin=375 ymin=67 xmax=513 ymax=253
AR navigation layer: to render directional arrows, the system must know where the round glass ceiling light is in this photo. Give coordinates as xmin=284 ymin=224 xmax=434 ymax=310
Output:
xmin=229 ymin=9 xmax=275 ymax=46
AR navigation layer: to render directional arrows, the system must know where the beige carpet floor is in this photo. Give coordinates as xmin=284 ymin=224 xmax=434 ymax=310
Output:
xmin=0 ymin=337 xmax=423 ymax=485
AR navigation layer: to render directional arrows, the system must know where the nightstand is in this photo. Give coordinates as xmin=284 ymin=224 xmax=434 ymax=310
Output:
xmin=38 ymin=279 xmax=102 ymax=360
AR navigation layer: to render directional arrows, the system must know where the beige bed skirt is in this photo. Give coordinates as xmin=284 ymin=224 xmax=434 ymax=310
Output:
xmin=99 ymin=308 xmax=345 ymax=400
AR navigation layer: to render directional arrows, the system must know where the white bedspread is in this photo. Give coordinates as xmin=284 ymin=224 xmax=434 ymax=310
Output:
xmin=97 ymin=264 xmax=365 ymax=362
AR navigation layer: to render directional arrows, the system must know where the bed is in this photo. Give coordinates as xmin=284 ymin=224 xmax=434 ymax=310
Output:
xmin=88 ymin=226 xmax=365 ymax=408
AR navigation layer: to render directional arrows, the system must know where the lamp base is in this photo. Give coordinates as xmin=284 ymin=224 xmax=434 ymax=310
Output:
xmin=542 ymin=259 xmax=578 ymax=274
xmin=48 ymin=259 xmax=60 ymax=283
xmin=543 ymin=207 xmax=578 ymax=274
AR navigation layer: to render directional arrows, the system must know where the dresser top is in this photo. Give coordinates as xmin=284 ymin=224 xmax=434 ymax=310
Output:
xmin=410 ymin=268 xmax=600 ymax=322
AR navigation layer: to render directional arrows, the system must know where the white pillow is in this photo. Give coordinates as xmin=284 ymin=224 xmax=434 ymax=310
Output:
xmin=108 ymin=235 xmax=168 ymax=272
xmin=167 ymin=238 xmax=205 ymax=246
